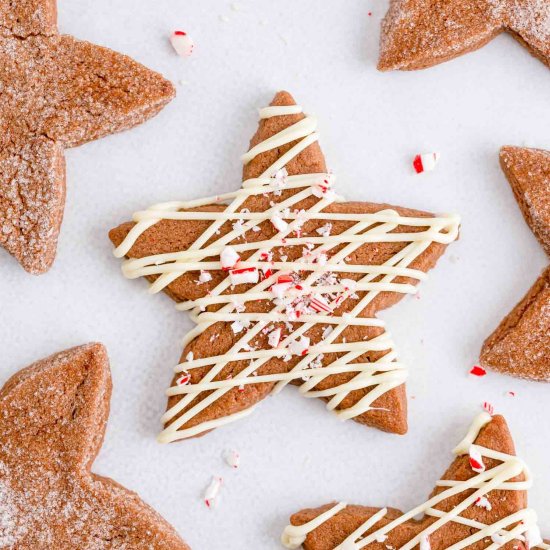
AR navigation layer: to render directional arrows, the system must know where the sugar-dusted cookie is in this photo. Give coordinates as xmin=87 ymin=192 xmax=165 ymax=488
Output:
xmin=378 ymin=0 xmax=550 ymax=71
xmin=0 ymin=0 xmax=175 ymax=275
xmin=109 ymin=91 xmax=460 ymax=441
xmin=480 ymin=147 xmax=550 ymax=381
xmin=0 ymin=343 xmax=190 ymax=549
xmin=282 ymin=413 xmax=548 ymax=549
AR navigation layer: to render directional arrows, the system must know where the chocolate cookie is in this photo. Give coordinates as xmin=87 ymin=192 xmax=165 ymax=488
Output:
xmin=0 ymin=343 xmax=190 ymax=549
xmin=0 ymin=0 xmax=175 ymax=274
xmin=110 ymin=91 xmax=460 ymax=441
xmin=480 ymin=147 xmax=549 ymax=381
xmin=378 ymin=0 xmax=550 ymax=71
xmin=282 ymin=413 xmax=547 ymax=549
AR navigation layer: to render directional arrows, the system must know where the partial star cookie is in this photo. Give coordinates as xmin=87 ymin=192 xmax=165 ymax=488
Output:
xmin=109 ymin=91 xmax=460 ymax=441
xmin=0 ymin=0 xmax=175 ymax=275
xmin=378 ymin=0 xmax=550 ymax=71
xmin=0 ymin=343 xmax=190 ymax=549
xmin=282 ymin=413 xmax=548 ymax=549
xmin=480 ymin=147 xmax=549 ymax=381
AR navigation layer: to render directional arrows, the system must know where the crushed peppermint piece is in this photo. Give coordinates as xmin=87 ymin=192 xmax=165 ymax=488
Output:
xmin=271 ymin=277 xmax=293 ymax=299
xmin=170 ymin=30 xmax=195 ymax=57
xmin=482 ymin=402 xmax=494 ymax=416
xmin=231 ymin=319 xmax=250 ymax=334
xmin=176 ymin=372 xmax=191 ymax=386
xmin=289 ymin=336 xmax=310 ymax=357
xmin=268 ymin=327 xmax=282 ymax=348
xmin=186 ymin=352 xmax=194 ymax=362
xmin=375 ymin=534 xmax=387 ymax=543
xmin=474 ymin=496 xmax=492 ymax=511
xmin=199 ymin=270 xmax=212 ymax=283
xmin=229 ymin=266 xmax=259 ymax=285
xmin=322 ymin=326 xmax=333 ymax=340
xmin=505 ymin=391 xmax=516 ymax=398
xmin=204 ymin=476 xmax=223 ymax=508
xmin=271 ymin=213 xmax=289 ymax=232
xmin=316 ymin=223 xmax=332 ymax=237
xmin=469 ymin=447 xmax=485 ymax=473
xmin=309 ymin=294 xmax=333 ymax=313
xmin=223 ymin=449 xmax=241 ymax=469
xmin=469 ymin=365 xmax=487 ymax=377
xmin=419 ymin=535 xmax=431 ymax=550
xmin=413 ymin=152 xmax=440 ymax=174
xmin=221 ymin=246 xmax=240 ymax=270
xmin=232 ymin=219 xmax=246 ymax=235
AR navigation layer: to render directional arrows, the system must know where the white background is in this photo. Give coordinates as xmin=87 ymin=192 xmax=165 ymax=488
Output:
xmin=1 ymin=1 xmax=549 ymax=548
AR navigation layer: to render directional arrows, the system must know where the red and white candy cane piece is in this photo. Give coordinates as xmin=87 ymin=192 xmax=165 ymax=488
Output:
xmin=204 ymin=476 xmax=223 ymax=508
xmin=469 ymin=446 xmax=485 ymax=473
xmin=309 ymin=294 xmax=333 ymax=313
xmin=176 ymin=372 xmax=191 ymax=386
xmin=474 ymin=496 xmax=492 ymax=511
xmin=229 ymin=267 xmax=259 ymax=285
xmin=469 ymin=365 xmax=487 ymax=377
xmin=482 ymin=401 xmax=494 ymax=416
xmin=223 ymin=449 xmax=241 ymax=469
xmin=268 ymin=327 xmax=282 ymax=348
xmin=289 ymin=336 xmax=310 ymax=357
xmin=220 ymin=246 xmax=240 ymax=270
xmin=271 ymin=213 xmax=289 ymax=232
xmin=413 ymin=152 xmax=440 ymax=174
xmin=170 ymin=30 xmax=195 ymax=57
xmin=271 ymin=275 xmax=294 ymax=299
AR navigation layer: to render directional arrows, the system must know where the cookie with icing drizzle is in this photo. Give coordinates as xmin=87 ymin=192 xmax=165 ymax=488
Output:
xmin=109 ymin=91 xmax=460 ymax=441
xmin=0 ymin=0 xmax=175 ymax=275
xmin=282 ymin=413 xmax=548 ymax=549
xmin=378 ymin=0 xmax=550 ymax=71
xmin=0 ymin=343 xmax=190 ymax=549
xmin=480 ymin=146 xmax=550 ymax=381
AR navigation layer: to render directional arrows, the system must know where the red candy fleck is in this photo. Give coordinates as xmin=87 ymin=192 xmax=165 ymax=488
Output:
xmin=413 ymin=155 xmax=424 ymax=174
xmin=469 ymin=365 xmax=487 ymax=377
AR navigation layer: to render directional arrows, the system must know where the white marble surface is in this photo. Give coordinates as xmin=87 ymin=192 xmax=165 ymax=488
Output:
xmin=1 ymin=1 xmax=549 ymax=548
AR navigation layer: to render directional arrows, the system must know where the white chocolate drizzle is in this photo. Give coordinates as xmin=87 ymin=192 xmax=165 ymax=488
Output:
xmin=281 ymin=413 xmax=548 ymax=550
xmin=114 ymin=101 xmax=460 ymax=444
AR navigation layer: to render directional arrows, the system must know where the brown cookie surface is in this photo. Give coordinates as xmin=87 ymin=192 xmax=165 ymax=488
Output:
xmin=0 ymin=343 xmax=190 ymax=549
xmin=378 ymin=0 xmax=550 ymax=71
xmin=110 ymin=91 xmax=460 ymax=441
xmin=480 ymin=147 xmax=550 ymax=381
xmin=0 ymin=0 xmax=175 ymax=274
xmin=283 ymin=414 xmax=546 ymax=549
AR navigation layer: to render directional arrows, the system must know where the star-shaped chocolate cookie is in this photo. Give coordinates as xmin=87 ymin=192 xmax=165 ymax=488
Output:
xmin=480 ymin=146 xmax=549 ymax=381
xmin=0 ymin=0 xmax=175 ymax=274
xmin=282 ymin=413 xmax=548 ymax=549
xmin=378 ymin=0 xmax=550 ymax=71
xmin=109 ymin=91 xmax=460 ymax=441
xmin=0 ymin=343 xmax=190 ymax=549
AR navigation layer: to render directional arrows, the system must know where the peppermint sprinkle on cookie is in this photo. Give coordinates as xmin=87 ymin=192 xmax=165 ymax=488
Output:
xmin=475 ymin=496 xmax=492 ymax=511
xmin=469 ymin=447 xmax=486 ymax=473
xmin=413 ymin=153 xmax=440 ymax=174
xmin=170 ymin=31 xmax=195 ymax=57
xmin=482 ymin=401 xmax=495 ymax=416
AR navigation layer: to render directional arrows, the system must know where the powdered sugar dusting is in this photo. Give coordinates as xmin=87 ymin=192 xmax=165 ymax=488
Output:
xmin=508 ymin=0 xmax=550 ymax=42
xmin=0 ymin=7 xmax=174 ymax=274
